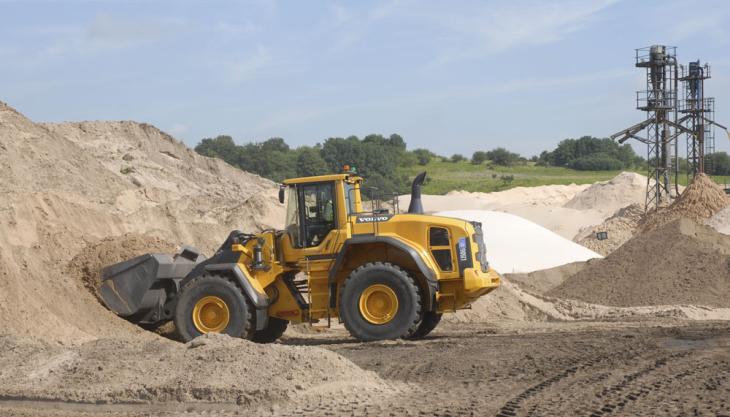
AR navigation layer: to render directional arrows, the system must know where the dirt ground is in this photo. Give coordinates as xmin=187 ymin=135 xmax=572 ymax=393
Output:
xmin=3 ymin=101 xmax=730 ymax=417
xmin=3 ymin=320 xmax=730 ymax=417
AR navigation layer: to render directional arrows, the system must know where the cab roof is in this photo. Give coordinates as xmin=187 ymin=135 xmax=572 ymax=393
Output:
xmin=282 ymin=173 xmax=363 ymax=185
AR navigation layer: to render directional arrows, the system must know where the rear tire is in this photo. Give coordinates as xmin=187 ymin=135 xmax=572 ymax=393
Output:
xmin=339 ymin=262 xmax=421 ymax=342
xmin=405 ymin=311 xmax=442 ymax=340
xmin=174 ymin=274 xmax=254 ymax=342
xmin=250 ymin=317 xmax=289 ymax=343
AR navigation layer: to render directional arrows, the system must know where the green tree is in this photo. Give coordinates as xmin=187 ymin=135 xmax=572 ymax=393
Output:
xmin=412 ymin=148 xmax=433 ymax=166
xmin=538 ymin=136 xmax=640 ymax=170
xmin=195 ymin=135 xmax=240 ymax=166
xmin=486 ymin=147 xmax=521 ymax=166
xmin=450 ymin=154 xmax=466 ymax=163
xmin=471 ymin=151 xmax=488 ymax=165
xmin=296 ymin=146 xmax=328 ymax=177
xmin=320 ymin=134 xmax=405 ymax=194
xmin=568 ymin=153 xmax=623 ymax=171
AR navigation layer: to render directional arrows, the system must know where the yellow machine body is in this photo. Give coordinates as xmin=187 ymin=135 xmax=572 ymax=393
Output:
xmin=231 ymin=173 xmax=500 ymax=325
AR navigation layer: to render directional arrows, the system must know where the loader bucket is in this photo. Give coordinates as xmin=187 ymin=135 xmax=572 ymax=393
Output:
xmin=100 ymin=254 xmax=170 ymax=316
xmin=100 ymin=248 xmax=203 ymax=317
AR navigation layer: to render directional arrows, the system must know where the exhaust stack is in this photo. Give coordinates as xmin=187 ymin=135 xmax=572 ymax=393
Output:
xmin=407 ymin=171 xmax=427 ymax=214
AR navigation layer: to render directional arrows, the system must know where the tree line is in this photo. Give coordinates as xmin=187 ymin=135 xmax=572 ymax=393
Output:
xmin=195 ymin=134 xmax=730 ymax=192
xmin=195 ymin=134 xmax=435 ymax=194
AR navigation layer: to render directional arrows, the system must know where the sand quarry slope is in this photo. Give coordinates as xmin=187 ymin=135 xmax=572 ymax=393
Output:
xmin=0 ymin=101 xmax=284 ymax=343
xmin=0 ymin=101 xmax=394 ymax=408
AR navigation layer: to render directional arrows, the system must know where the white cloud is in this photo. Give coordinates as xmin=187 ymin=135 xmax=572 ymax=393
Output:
xmin=370 ymin=67 xmax=634 ymax=108
xmin=671 ymin=13 xmax=728 ymax=43
xmin=426 ymin=0 xmax=620 ymax=67
xmin=324 ymin=1 xmax=407 ymax=53
xmin=252 ymin=105 xmax=338 ymax=132
xmin=227 ymin=45 xmax=272 ymax=83
xmin=85 ymin=14 xmax=185 ymax=49
xmin=330 ymin=3 xmax=352 ymax=26
xmin=215 ymin=20 xmax=258 ymax=36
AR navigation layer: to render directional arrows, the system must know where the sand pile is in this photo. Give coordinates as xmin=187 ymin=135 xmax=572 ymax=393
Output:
xmin=447 ymin=260 xmax=730 ymax=324
xmin=0 ymin=101 xmax=284 ymax=343
xmin=574 ymin=203 xmax=644 ymax=255
xmin=549 ymin=218 xmax=730 ymax=307
xmin=642 ymin=173 xmax=730 ymax=232
xmin=0 ymin=333 xmax=393 ymax=408
xmin=437 ymin=210 xmax=601 ymax=273
xmin=445 ymin=183 xmax=589 ymax=207
xmin=564 ymin=171 xmax=646 ymax=216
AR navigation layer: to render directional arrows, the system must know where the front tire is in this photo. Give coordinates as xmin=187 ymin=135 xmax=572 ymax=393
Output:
xmin=339 ymin=262 xmax=421 ymax=342
xmin=174 ymin=274 xmax=254 ymax=342
xmin=405 ymin=311 xmax=442 ymax=340
xmin=250 ymin=317 xmax=288 ymax=343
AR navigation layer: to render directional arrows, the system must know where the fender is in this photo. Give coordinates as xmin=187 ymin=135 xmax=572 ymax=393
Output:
xmin=328 ymin=235 xmax=438 ymax=311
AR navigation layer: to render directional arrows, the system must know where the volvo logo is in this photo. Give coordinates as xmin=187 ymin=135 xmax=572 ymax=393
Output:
xmin=356 ymin=215 xmax=393 ymax=223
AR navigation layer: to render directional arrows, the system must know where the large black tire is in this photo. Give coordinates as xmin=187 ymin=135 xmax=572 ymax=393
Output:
xmin=250 ymin=317 xmax=289 ymax=344
xmin=339 ymin=262 xmax=422 ymax=342
xmin=405 ymin=311 xmax=442 ymax=340
xmin=174 ymin=274 xmax=254 ymax=342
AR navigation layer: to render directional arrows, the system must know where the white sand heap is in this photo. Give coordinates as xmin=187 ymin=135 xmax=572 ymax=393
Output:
xmin=436 ymin=210 xmax=602 ymax=274
xmin=402 ymin=172 xmax=648 ymax=240
xmin=707 ymin=205 xmax=730 ymax=235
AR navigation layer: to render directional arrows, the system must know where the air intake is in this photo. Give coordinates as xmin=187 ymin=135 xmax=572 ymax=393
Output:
xmin=407 ymin=171 xmax=427 ymax=214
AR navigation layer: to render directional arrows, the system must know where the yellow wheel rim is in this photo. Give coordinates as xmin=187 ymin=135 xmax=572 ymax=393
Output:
xmin=192 ymin=296 xmax=230 ymax=333
xmin=358 ymin=284 xmax=399 ymax=325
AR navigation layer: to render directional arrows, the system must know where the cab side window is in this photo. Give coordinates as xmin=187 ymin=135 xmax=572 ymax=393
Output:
xmin=299 ymin=182 xmax=336 ymax=248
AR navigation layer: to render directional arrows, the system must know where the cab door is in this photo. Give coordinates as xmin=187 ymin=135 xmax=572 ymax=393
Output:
xmin=280 ymin=181 xmax=347 ymax=317
xmin=283 ymin=181 xmax=342 ymax=253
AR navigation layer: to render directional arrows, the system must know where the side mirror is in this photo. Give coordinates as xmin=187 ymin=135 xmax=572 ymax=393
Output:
xmin=278 ymin=186 xmax=285 ymax=204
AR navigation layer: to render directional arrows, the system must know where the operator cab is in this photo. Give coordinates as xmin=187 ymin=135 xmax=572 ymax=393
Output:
xmin=279 ymin=174 xmax=362 ymax=249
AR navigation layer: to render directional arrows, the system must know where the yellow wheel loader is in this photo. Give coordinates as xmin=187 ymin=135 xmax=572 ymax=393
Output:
xmin=100 ymin=171 xmax=500 ymax=342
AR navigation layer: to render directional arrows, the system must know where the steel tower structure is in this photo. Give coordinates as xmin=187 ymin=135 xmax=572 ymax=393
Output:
xmin=611 ymin=45 xmax=686 ymax=210
xmin=678 ymin=61 xmax=730 ymax=177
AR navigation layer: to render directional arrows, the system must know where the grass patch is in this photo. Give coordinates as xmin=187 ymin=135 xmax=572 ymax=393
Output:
xmin=399 ymin=160 xmax=730 ymax=195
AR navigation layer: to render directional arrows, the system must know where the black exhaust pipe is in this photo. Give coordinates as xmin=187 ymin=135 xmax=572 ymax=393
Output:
xmin=407 ymin=171 xmax=427 ymax=214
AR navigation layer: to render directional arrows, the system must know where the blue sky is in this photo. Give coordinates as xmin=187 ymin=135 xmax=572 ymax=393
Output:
xmin=2 ymin=0 xmax=730 ymax=157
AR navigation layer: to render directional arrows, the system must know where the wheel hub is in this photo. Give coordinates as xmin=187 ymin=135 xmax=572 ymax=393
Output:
xmin=359 ymin=284 xmax=399 ymax=325
xmin=192 ymin=295 xmax=230 ymax=333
